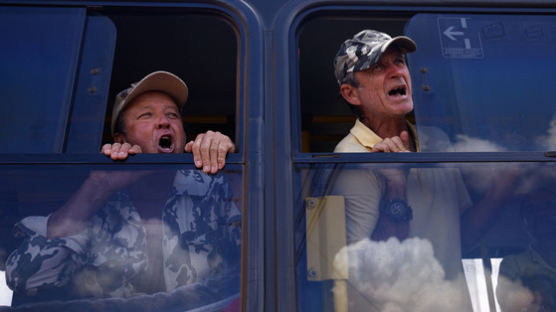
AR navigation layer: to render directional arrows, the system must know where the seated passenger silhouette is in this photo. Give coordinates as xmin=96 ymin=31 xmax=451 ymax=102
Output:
xmin=5 ymin=71 xmax=240 ymax=310
xmin=497 ymin=187 xmax=556 ymax=311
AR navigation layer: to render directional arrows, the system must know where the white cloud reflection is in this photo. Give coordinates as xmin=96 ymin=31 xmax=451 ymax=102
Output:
xmin=536 ymin=114 xmax=556 ymax=150
xmin=495 ymin=275 xmax=536 ymax=312
xmin=333 ymin=237 xmax=470 ymax=312
xmin=452 ymin=135 xmax=507 ymax=153
xmin=449 ymin=113 xmax=556 ymax=152
xmin=332 ymin=238 xmax=540 ymax=312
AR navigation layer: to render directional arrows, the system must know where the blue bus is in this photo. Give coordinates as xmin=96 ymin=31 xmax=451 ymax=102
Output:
xmin=1 ymin=0 xmax=556 ymax=311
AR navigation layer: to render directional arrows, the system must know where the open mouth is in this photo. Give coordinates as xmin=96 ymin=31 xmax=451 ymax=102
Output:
xmin=158 ymin=135 xmax=174 ymax=152
xmin=388 ymin=86 xmax=407 ymax=96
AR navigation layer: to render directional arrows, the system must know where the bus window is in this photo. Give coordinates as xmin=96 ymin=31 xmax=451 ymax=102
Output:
xmin=0 ymin=7 xmax=239 ymax=154
xmin=99 ymin=8 xmax=239 ymax=151
xmin=0 ymin=5 xmax=244 ymax=310
xmin=295 ymin=161 xmax=556 ymax=312
xmin=406 ymin=14 xmax=556 ymax=152
xmin=297 ymin=13 xmax=556 ymax=153
xmin=293 ymin=10 xmax=556 ymax=312
xmin=1 ymin=164 xmax=242 ymax=310
xmin=0 ymin=7 xmax=88 ymax=153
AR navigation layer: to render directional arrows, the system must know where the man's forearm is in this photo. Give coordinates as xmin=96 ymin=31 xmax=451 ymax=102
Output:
xmin=47 ymin=176 xmax=113 ymax=238
xmin=372 ymin=169 xmax=410 ymax=241
xmin=460 ymin=169 xmax=517 ymax=250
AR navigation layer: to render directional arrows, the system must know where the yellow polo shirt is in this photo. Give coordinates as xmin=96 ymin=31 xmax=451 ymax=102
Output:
xmin=334 ymin=118 xmax=420 ymax=153
xmin=332 ymin=119 xmax=471 ymax=279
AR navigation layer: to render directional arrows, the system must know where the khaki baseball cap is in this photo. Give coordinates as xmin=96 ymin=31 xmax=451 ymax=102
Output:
xmin=111 ymin=70 xmax=189 ymax=134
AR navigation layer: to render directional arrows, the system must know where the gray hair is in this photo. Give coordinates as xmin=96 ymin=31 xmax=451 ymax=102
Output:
xmin=339 ymin=72 xmax=362 ymax=117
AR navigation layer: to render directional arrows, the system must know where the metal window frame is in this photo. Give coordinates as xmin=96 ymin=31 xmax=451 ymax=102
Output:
xmin=0 ymin=1 xmax=264 ymax=311
xmin=271 ymin=2 xmax=556 ymax=312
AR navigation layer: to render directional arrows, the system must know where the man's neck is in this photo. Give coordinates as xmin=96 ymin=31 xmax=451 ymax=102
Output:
xmin=362 ymin=115 xmax=408 ymax=138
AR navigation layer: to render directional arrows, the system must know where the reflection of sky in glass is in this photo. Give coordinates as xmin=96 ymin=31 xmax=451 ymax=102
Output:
xmin=416 ymin=114 xmax=556 ymax=153
xmin=334 ymin=239 xmax=541 ymax=312
xmin=0 ymin=272 xmax=13 ymax=306
xmin=407 ymin=14 xmax=556 ymax=152
xmin=451 ymin=115 xmax=556 ymax=152
xmin=537 ymin=115 xmax=556 ymax=150
xmin=297 ymin=162 xmax=556 ymax=312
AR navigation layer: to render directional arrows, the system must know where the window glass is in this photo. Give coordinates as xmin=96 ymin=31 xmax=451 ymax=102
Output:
xmin=407 ymin=14 xmax=556 ymax=152
xmin=0 ymin=7 xmax=239 ymax=154
xmin=64 ymin=15 xmax=117 ymax=153
xmin=102 ymin=9 xmax=239 ymax=149
xmin=297 ymin=13 xmax=556 ymax=152
xmin=298 ymin=14 xmax=412 ymax=153
xmin=0 ymin=164 xmax=242 ymax=310
xmin=0 ymin=7 xmax=86 ymax=153
xmin=0 ymin=5 xmax=244 ymax=310
xmin=294 ymin=161 xmax=556 ymax=311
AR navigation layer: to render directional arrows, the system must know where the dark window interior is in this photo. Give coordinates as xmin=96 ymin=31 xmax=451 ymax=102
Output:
xmin=298 ymin=12 xmax=556 ymax=153
xmin=297 ymin=13 xmax=413 ymax=152
xmin=0 ymin=7 xmax=239 ymax=154
xmin=101 ymin=8 xmax=239 ymax=146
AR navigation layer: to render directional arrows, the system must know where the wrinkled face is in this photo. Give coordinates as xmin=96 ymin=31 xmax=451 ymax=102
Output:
xmin=353 ymin=47 xmax=413 ymax=119
xmin=116 ymin=91 xmax=186 ymax=154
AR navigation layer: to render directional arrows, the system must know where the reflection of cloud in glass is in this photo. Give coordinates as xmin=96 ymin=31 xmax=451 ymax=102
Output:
xmin=333 ymin=237 xmax=470 ymax=312
xmin=450 ymin=115 xmax=556 ymax=152
xmin=452 ymin=135 xmax=507 ymax=152
xmin=496 ymin=275 xmax=536 ymax=312
xmin=450 ymin=136 xmax=529 ymax=195
xmin=536 ymin=114 xmax=556 ymax=150
xmin=333 ymin=238 xmax=543 ymax=312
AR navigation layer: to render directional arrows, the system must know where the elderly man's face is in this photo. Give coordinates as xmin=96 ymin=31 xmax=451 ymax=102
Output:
xmin=116 ymin=91 xmax=186 ymax=154
xmin=353 ymin=48 xmax=413 ymax=120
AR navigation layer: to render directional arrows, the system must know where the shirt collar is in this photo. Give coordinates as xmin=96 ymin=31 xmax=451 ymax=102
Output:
xmin=350 ymin=118 xmax=419 ymax=151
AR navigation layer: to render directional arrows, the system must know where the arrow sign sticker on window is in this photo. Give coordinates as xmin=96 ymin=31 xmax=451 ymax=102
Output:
xmin=438 ymin=17 xmax=483 ymax=59
xmin=443 ymin=26 xmax=464 ymax=41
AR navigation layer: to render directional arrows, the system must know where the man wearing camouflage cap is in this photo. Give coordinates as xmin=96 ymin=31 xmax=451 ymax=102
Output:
xmin=332 ymin=26 xmax=476 ymax=278
xmin=334 ymin=29 xmax=417 ymax=155
xmin=333 ymin=29 xmax=422 ymax=243
xmin=329 ymin=29 xmax=479 ymax=311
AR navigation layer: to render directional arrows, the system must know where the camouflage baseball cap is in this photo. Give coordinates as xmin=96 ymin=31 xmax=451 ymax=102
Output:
xmin=111 ymin=71 xmax=188 ymax=135
xmin=333 ymin=29 xmax=417 ymax=85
